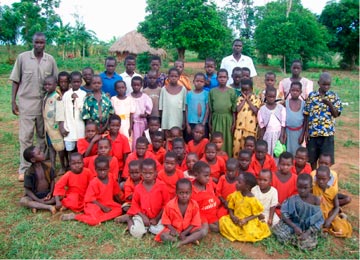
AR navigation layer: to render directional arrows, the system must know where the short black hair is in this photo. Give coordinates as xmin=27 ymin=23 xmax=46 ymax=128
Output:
xmin=95 ymin=155 xmax=109 ymax=168
xmin=256 ymin=139 xmax=268 ymax=150
xmin=141 ymin=158 xmax=156 ymax=170
xmin=245 ymin=136 xmax=256 ymax=144
xmin=82 ymin=67 xmax=94 ymax=74
xmin=23 ymin=145 xmax=36 ymax=163
xmin=136 ymin=136 xmax=148 ymax=146
xmin=241 ymin=172 xmax=257 ymax=189
xmin=296 ymin=147 xmax=308 ymax=155
xmin=238 ymin=149 xmax=252 ymax=159
xmin=70 ymin=152 xmax=83 ymax=161
xmin=150 ymin=55 xmax=162 ymax=63
xmin=205 ymin=58 xmax=216 ymax=65
xmin=265 ymin=71 xmax=276 ymax=79
xmin=168 ymin=67 xmax=179 ymax=75
xmin=105 ymin=56 xmax=117 ymax=64
xmin=129 ymin=159 xmax=141 ymax=169
xmin=265 ymin=86 xmax=277 ymax=95
xmin=279 ymin=152 xmax=294 ymax=163
xmin=241 ymin=67 xmax=250 ymax=74
xmin=147 ymin=116 xmax=161 ymax=124
xmin=172 ymin=137 xmax=185 ymax=146
xmin=205 ymin=142 xmax=217 ymax=150
xmin=131 ymin=76 xmax=143 ymax=85
xmin=70 ymin=71 xmax=82 ymax=81
xmin=232 ymin=39 xmax=242 ymax=45
xmin=194 ymin=72 xmax=206 ymax=80
xmin=165 ymin=151 xmax=177 ymax=160
xmin=316 ymin=165 xmax=330 ymax=176
xmin=232 ymin=67 xmax=242 ymax=74
xmin=193 ymin=161 xmax=210 ymax=174
xmin=109 ymin=114 xmax=121 ymax=125
xmin=124 ymin=55 xmax=136 ymax=65
xmin=240 ymin=78 xmax=253 ymax=88
xmin=98 ymin=138 xmax=111 ymax=148
xmin=291 ymin=59 xmax=303 ymax=67
xmin=153 ymin=130 xmax=164 ymax=140
xmin=211 ymin=131 xmax=224 ymax=140
xmin=297 ymin=173 xmax=312 ymax=185
xmin=226 ymin=158 xmax=239 ymax=169
xmin=176 ymin=178 xmax=192 ymax=191
xmin=114 ymin=80 xmax=126 ymax=89
xmin=58 ymin=71 xmax=70 ymax=81
xmin=259 ymin=169 xmax=272 ymax=180
xmin=217 ymin=68 xmax=229 ymax=77
xmin=290 ymin=81 xmax=302 ymax=90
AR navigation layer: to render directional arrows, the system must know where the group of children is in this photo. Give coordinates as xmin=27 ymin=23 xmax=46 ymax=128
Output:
xmin=19 ymin=55 xmax=353 ymax=250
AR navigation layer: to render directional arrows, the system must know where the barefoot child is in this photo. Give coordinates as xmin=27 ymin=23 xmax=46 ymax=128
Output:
xmin=54 ymin=153 xmax=93 ymax=212
xmin=273 ymin=174 xmax=323 ymax=250
xmin=249 ymin=140 xmax=277 ymax=177
xmin=77 ymin=121 xmax=101 ymax=158
xmin=312 ymin=166 xmax=352 ymax=238
xmin=155 ymin=178 xmax=206 ymax=246
xmin=211 ymin=132 xmax=228 ymax=161
xmin=183 ymin=153 xmax=199 ymax=180
xmin=291 ymin=147 xmax=312 ymax=175
xmin=251 ymin=169 xmax=280 ymax=226
xmin=219 ymin=172 xmax=271 ymax=242
xmin=187 ymin=124 xmax=209 ymax=159
xmin=61 ymin=156 xmax=122 ymax=225
xmin=201 ymin=143 xmax=226 ymax=184
xmin=19 ymin=146 xmax=56 ymax=214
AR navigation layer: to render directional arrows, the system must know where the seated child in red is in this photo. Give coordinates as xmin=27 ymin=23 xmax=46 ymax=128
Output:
xmin=211 ymin=131 xmax=229 ymax=162
xmin=272 ymin=152 xmax=298 ymax=216
xmin=172 ymin=137 xmax=188 ymax=172
xmin=291 ymin=147 xmax=312 ymax=175
xmin=217 ymin=158 xmax=239 ymax=218
xmin=122 ymin=137 xmax=161 ymax=179
xmin=106 ymin=115 xmax=131 ymax=173
xmin=122 ymin=160 xmax=142 ymax=213
xmin=249 ymin=140 xmax=277 ymax=177
xmin=77 ymin=121 xmax=100 ymax=157
xmin=155 ymin=178 xmax=206 ymax=246
xmin=166 ymin=126 xmax=187 ymax=152
xmin=187 ymin=124 xmax=209 ymax=159
xmin=54 ymin=153 xmax=93 ymax=212
xmin=157 ymin=151 xmax=185 ymax=199
xmin=84 ymin=138 xmax=119 ymax=182
xmin=201 ymin=143 xmax=225 ymax=184
xmin=61 ymin=156 xmax=122 ymax=225
xmin=148 ymin=131 xmax=166 ymax=164
xmin=238 ymin=149 xmax=256 ymax=175
xmin=126 ymin=158 xmax=170 ymax=238
xmin=183 ymin=152 xmax=199 ymax=180
xmin=191 ymin=161 xmax=220 ymax=233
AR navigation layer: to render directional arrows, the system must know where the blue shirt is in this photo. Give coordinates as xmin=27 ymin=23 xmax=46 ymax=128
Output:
xmin=99 ymin=71 xmax=122 ymax=97
xmin=204 ymin=73 xmax=218 ymax=92
xmin=186 ymin=90 xmax=209 ymax=124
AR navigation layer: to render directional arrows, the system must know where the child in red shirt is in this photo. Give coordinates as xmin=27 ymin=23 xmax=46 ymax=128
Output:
xmin=77 ymin=121 xmax=101 ymax=158
xmin=172 ymin=137 xmax=188 ymax=172
xmin=211 ymin=132 xmax=228 ymax=162
xmin=121 ymin=160 xmax=142 ymax=213
xmin=148 ymin=131 xmax=166 ymax=165
xmin=166 ymin=126 xmax=184 ymax=151
xmin=54 ymin=153 xmax=93 ymax=212
xmin=291 ymin=147 xmax=312 ymax=175
xmin=238 ymin=149 xmax=255 ymax=175
xmin=249 ymin=140 xmax=277 ymax=177
xmin=187 ymin=124 xmax=209 ymax=159
xmin=201 ymin=143 xmax=226 ymax=184
xmin=217 ymin=158 xmax=239 ymax=218
xmin=183 ymin=152 xmax=199 ymax=180
xmin=244 ymin=136 xmax=256 ymax=155
xmin=155 ymin=178 xmax=206 ymax=246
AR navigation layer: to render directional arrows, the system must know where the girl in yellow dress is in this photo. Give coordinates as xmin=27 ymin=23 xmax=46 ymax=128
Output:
xmin=219 ymin=172 xmax=271 ymax=242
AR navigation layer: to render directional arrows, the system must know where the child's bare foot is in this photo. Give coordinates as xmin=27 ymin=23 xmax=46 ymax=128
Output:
xmin=49 ymin=206 xmax=57 ymax=215
xmin=61 ymin=213 xmax=76 ymax=221
xmin=114 ymin=214 xmax=129 ymax=223
xmin=193 ymin=240 xmax=200 ymax=246
xmin=60 ymin=206 xmax=68 ymax=212
xmin=31 ymin=208 xmax=37 ymax=214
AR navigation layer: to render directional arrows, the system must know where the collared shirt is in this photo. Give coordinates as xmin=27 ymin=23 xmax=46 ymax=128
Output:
xmin=82 ymin=92 xmax=114 ymax=127
xmin=10 ymin=50 xmax=58 ymax=115
xmin=99 ymin=71 xmax=123 ymax=97
xmin=304 ymin=90 xmax=342 ymax=137
xmin=220 ymin=54 xmax=257 ymax=84
xmin=119 ymin=71 xmax=142 ymax=96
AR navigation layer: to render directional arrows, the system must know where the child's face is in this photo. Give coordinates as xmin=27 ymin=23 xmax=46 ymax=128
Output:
xmin=71 ymin=75 xmax=82 ymax=91
xmin=316 ymin=170 xmax=330 ymax=190
xmin=257 ymin=171 xmax=271 ymax=191
xmin=129 ymin=165 xmax=141 ymax=182
xmin=265 ymin=90 xmax=276 ymax=104
xmin=265 ymin=74 xmax=276 ymax=88
xmin=205 ymin=61 xmax=215 ymax=75
xmin=91 ymin=77 xmax=102 ymax=91
xmin=69 ymin=155 xmax=84 ymax=174
xmin=147 ymin=71 xmax=158 ymax=87
xmin=170 ymin=129 xmax=182 ymax=139
xmin=132 ymin=80 xmax=142 ymax=93
xmin=150 ymin=60 xmax=161 ymax=72
xmin=291 ymin=62 xmax=302 ymax=77
xmin=241 ymin=84 xmax=252 ymax=96
xmin=212 ymin=137 xmax=223 ymax=151
xmin=195 ymin=167 xmax=211 ymax=185
xmin=174 ymin=61 xmax=184 ymax=74
xmin=136 ymin=143 xmax=147 ymax=157
xmin=58 ymin=76 xmax=69 ymax=92
xmin=290 ymin=85 xmax=302 ymax=100
xmin=244 ymin=140 xmax=255 ymax=153
xmin=205 ymin=146 xmax=217 ymax=161
xmin=186 ymin=154 xmax=198 ymax=171
xmin=148 ymin=120 xmax=160 ymax=133
xmin=168 ymin=71 xmax=179 ymax=85
xmin=278 ymin=157 xmax=293 ymax=175
xmin=238 ymin=153 xmax=251 ymax=170
xmin=173 ymin=142 xmax=185 ymax=158
xmin=109 ymin=119 xmax=121 ymax=135
xmin=98 ymin=140 xmax=111 ymax=156
xmin=232 ymin=71 xmax=242 ymax=85
xmin=295 ymin=151 xmax=308 ymax=168
xmin=82 ymin=69 xmax=93 ymax=85
xmin=164 ymin=157 xmax=176 ymax=174
xmin=141 ymin=164 xmax=157 ymax=183
xmin=217 ymin=72 xmax=228 ymax=86
xmin=96 ymin=161 xmax=109 ymax=180
xmin=115 ymin=82 xmax=127 ymax=97
xmin=152 ymin=136 xmax=163 ymax=150
xmin=255 ymin=145 xmax=267 ymax=161
xmin=241 ymin=70 xmax=250 ymax=80
xmin=125 ymin=59 xmax=136 ymax=73
xmin=192 ymin=125 xmax=204 ymax=142
xmin=318 ymin=155 xmax=332 ymax=167
xmin=44 ymin=78 xmax=57 ymax=93
xmin=105 ymin=60 xmax=117 ymax=74
xmin=226 ymin=165 xmax=238 ymax=181
xmin=193 ymin=76 xmax=205 ymax=91
xmin=176 ymin=183 xmax=192 ymax=204
xmin=236 ymin=174 xmax=247 ymax=192
xmin=297 ymin=179 xmax=311 ymax=199
xmin=318 ymin=78 xmax=331 ymax=94
xmin=85 ymin=124 xmax=97 ymax=140
xmin=31 ymin=147 xmax=46 ymax=162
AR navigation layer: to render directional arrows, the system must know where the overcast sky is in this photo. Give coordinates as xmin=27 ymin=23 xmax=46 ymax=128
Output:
xmin=1 ymin=0 xmax=328 ymax=42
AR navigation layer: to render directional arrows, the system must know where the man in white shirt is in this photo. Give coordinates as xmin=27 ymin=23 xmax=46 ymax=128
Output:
xmin=120 ymin=55 xmax=142 ymax=95
xmin=220 ymin=39 xmax=257 ymax=85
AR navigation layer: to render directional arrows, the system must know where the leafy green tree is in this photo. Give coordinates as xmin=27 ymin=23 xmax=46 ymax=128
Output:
xmin=139 ymin=0 xmax=232 ymax=60
xmin=72 ymin=14 xmax=97 ymax=58
xmin=254 ymin=0 xmax=329 ymax=71
xmin=320 ymin=0 xmax=359 ymax=69
xmin=0 ymin=5 xmax=21 ymax=57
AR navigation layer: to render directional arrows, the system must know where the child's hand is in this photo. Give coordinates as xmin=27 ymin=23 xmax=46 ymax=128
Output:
xmin=60 ymin=127 xmax=69 ymax=137
xmin=101 ymin=206 xmax=112 ymax=213
xmin=230 ymin=215 xmax=240 ymax=225
xmin=280 ymin=133 xmax=286 ymax=144
xmin=44 ymin=193 xmax=52 ymax=201
xmin=55 ymin=201 xmax=62 ymax=210
xmin=323 ymin=219 xmax=332 ymax=228
xmin=139 ymin=114 xmax=147 ymax=118
xmin=294 ymin=226 xmax=303 ymax=235
xmin=179 ymin=231 xmax=188 ymax=240
xmin=71 ymin=93 xmax=79 ymax=100
xmin=92 ymin=134 xmax=102 ymax=143
xmin=267 ymin=219 xmax=273 ymax=226
xmin=321 ymin=98 xmax=332 ymax=106
xmin=258 ymin=214 xmax=265 ymax=221
xmin=149 ymin=218 xmax=158 ymax=226
xmin=238 ymin=218 xmax=247 ymax=226
xmin=170 ymin=229 xmax=179 ymax=237
xmin=298 ymin=231 xmax=310 ymax=241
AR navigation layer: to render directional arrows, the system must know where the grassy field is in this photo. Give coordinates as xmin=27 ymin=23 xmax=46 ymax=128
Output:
xmin=0 ymin=48 xmax=358 ymax=258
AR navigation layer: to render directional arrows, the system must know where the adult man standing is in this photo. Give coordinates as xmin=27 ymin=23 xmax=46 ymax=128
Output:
xmin=10 ymin=32 xmax=58 ymax=181
xmin=100 ymin=56 xmax=122 ymax=97
xmin=220 ymin=39 xmax=257 ymax=85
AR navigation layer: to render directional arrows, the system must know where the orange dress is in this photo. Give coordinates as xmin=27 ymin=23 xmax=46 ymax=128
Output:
xmin=157 ymin=169 xmax=185 ymax=199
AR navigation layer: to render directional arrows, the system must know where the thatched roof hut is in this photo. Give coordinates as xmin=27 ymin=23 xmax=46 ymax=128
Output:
xmin=109 ymin=30 xmax=167 ymax=61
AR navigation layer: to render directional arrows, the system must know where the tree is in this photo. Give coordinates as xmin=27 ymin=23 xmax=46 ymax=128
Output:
xmin=72 ymin=14 xmax=97 ymax=58
xmin=54 ymin=20 xmax=73 ymax=60
xmin=139 ymin=0 xmax=232 ymax=60
xmin=254 ymin=0 xmax=329 ymax=72
xmin=0 ymin=5 xmax=21 ymax=58
xmin=320 ymin=0 xmax=359 ymax=69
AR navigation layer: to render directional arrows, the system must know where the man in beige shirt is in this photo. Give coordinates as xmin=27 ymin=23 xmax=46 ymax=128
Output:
xmin=10 ymin=32 xmax=58 ymax=181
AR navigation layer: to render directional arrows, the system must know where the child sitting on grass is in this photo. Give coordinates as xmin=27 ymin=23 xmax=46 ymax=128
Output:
xmin=155 ymin=178 xmax=206 ymax=246
xmin=219 ymin=172 xmax=271 ymax=242
xmin=19 ymin=146 xmax=56 ymax=214
xmin=272 ymin=174 xmax=324 ymax=250
xmin=77 ymin=121 xmax=101 ymax=157
xmin=120 ymin=160 xmax=142 ymax=214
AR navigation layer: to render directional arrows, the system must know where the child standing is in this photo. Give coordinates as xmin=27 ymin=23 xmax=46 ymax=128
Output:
xmin=251 ymin=169 xmax=280 ymax=226
xmin=19 ymin=146 xmax=56 ymax=214
xmin=185 ymin=73 xmax=209 ymax=140
xmin=291 ymin=147 xmax=312 ymax=175
xmin=209 ymin=69 xmax=237 ymax=157
xmin=77 ymin=121 xmax=100 ymax=158
xmin=187 ymin=124 xmax=209 ymax=159
xmin=57 ymin=71 xmax=70 ymax=96
xmin=143 ymin=55 xmax=167 ymax=88
xmin=258 ymin=86 xmax=286 ymax=156
xmin=120 ymin=55 xmax=142 ymax=96
xmin=260 ymin=72 xmax=276 ymax=103
xmin=111 ymin=80 xmax=135 ymax=141
xmin=204 ymin=58 xmax=218 ymax=92
xmin=82 ymin=75 xmax=114 ymax=134
xmin=201 ymin=143 xmax=226 ymax=184
xmin=130 ymin=76 xmax=153 ymax=149
xmin=165 ymin=60 xmax=192 ymax=91
xmin=80 ymin=67 xmax=94 ymax=93
xmin=211 ymin=132 xmax=228 ymax=162
xmin=219 ymin=172 xmax=271 ymax=242
xmin=272 ymin=174 xmax=323 ymax=250
xmin=233 ymin=79 xmax=261 ymax=158
xmin=230 ymin=67 xmax=242 ymax=97
xmin=159 ymin=68 xmax=187 ymax=133
xmin=61 ymin=156 xmax=122 ymax=225
xmin=285 ymin=82 xmax=305 ymax=155
xmin=143 ymin=70 xmax=162 ymax=117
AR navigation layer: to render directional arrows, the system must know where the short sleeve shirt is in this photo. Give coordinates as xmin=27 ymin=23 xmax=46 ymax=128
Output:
xmin=99 ymin=72 xmax=122 ymax=97
xmin=220 ymin=54 xmax=257 ymax=84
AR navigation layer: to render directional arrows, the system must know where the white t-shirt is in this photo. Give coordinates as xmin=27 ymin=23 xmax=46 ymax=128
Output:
xmin=220 ymin=54 xmax=257 ymax=85
xmin=120 ymin=71 xmax=142 ymax=95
